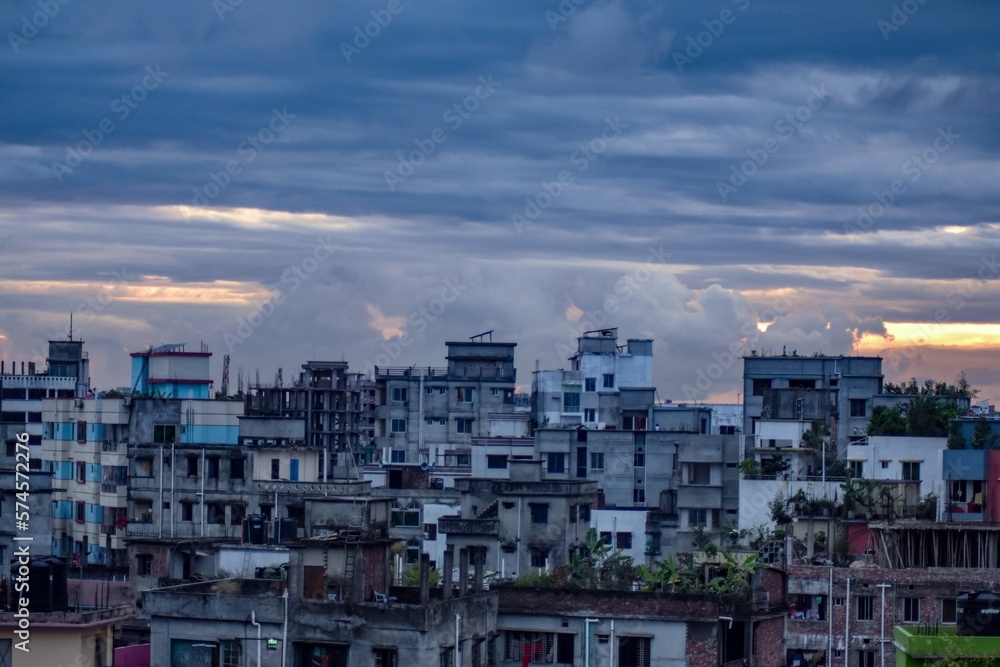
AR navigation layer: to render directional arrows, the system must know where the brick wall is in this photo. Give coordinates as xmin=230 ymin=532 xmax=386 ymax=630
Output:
xmin=497 ymin=586 xmax=719 ymax=619
xmin=753 ymin=616 xmax=785 ymax=667
xmin=687 ymin=622 xmax=718 ymax=667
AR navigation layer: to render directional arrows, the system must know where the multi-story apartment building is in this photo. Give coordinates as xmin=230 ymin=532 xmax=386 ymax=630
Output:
xmin=371 ymin=339 xmax=518 ymax=484
xmin=1 ymin=339 xmax=90 ymax=466
xmin=743 ymin=354 xmax=884 ymax=457
xmin=244 ymin=361 xmax=370 ymax=480
xmin=532 ymin=329 xmax=653 ymax=430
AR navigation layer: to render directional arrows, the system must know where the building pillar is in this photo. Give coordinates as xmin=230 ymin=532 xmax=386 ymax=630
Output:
xmin=419 ymin=552 xmax=430 ymax=605
xmin=459 ymin=547 xmax=470 ymax=597
xmin=473 ymin=546 xmax=485 ymax=593
xmin=442 ymin=546 xmax=454 ymax=601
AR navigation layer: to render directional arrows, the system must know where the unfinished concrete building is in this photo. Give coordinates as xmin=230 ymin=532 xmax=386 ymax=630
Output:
xmin=244 ymin=361 xmax=370 ymax=480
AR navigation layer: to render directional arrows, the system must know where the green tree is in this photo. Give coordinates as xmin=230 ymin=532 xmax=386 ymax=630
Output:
xmin=971 ymin=417 xmax=1000 ymax=450
xmin=867 ymin=405 xmax=907 ymax=436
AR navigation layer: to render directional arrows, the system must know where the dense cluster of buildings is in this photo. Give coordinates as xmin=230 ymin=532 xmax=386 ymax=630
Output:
xmin=2 ymin=328 xmax=1000 ymax=666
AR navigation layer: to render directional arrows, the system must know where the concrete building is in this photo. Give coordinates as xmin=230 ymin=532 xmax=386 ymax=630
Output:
xmin=532 ymin=329 xmax=653 ymax=430
xmin=785 ymin=563 xmax=997 ymax=667
xmin=845 ymin=435 xmax=945 ymax=501
xmin=494 ymin=567 xmax=787 ymax=667
xmin=42 ymin=396 xmax=131 ymax=567
xmin=130 ymin=343 xmax=213 ymax=399
xmin=0 ymin=339 xmax=90 ymax=469
xmin=535 ymin=427 xmax=740 ymax=557
xmin=0 ymin=467 xmax=52 ymax=571
xmin=370 ymin=339 xmax=518 ymax=485
xmin=743 ymin=354 xmax=884 ymax=457
xmin=244 ymin=361 xmax=371 ymax=480
xmin=440 ymin=459 xmax=598 ymax=579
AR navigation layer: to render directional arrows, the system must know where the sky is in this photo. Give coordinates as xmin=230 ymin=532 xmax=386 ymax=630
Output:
xmin=1 ymin=0 xmax=998 ymax=403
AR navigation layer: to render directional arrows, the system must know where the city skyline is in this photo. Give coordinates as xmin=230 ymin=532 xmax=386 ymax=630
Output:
xmin=1 ymin=0 xmax=998 ymax=403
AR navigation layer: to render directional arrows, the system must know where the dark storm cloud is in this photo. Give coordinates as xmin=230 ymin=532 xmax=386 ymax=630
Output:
xmin=1 ymin=0 xmax=999 ymax=401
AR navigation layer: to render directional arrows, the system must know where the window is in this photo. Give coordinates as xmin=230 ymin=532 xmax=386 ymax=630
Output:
xmin=942 ymin=598 xmax=957 ymax=624
xmin=633 ymin=488 xmax=646 ymax=504
xmin=423 ymin=523 xmax=437 ymax=540
xmin=405 ymin=539 xmax=420 ymax=564
xmin=577 ymin=504 xmax=591 ymax=522
xmin=857 ymin=596 xmax=874 ymax=621
xmin=270 ymin=458 xmax=280 ymax=479
xmin=752 ymin=378 xmax=772 ymax=395
xmin=457 ymin=387 xmax=474 ymax=403
xmin=391 ymin=418 xmax=407 ymax=433
xmin=503 ymin=632 xmax=554 ymax=664
xmin=686 ymin=462 xmax=711 ymax=484
xmin=456 ymin=418 xmax=473 ymax=434
xmin=76 ymin=420 xmax=87 ymax=442
xmin=487 ymin=455 xmax=508 ymax=469
xmin=390 ymin=501 xmax=420 ymax=527
xmin=881 ymin=461 xmax=890 ymax=469
xmin=76 ymin=461 xmax=86 ymax=483
xmin=440 ymin=649 xmax=454 ymax=667
xmin=135 ymin=457 xmax=154 ymax=478
xmin=850 ymin=399 xmax=868 ymax=418
xmin=221 ymin=641 xmax=242 ymax=667
xmin=230 ymin=458 xmax=244 ymax=480
xmin=590 ymin=452 xmax=604 ymax=471
xmin=153 ymin=424 xmax=177 ymax=444
xmin=137 ymin=554 xmax=153 ymax=576
xmin=208 ymin=504 xmax=226 ymax=525
xmin=585 ymin=377 xmax=596 ymax=392
xmin=562 ymin=391 xmax=580 ymax=413
xmin=618 ymin=636 xmax=651 ymax=667
xmin=634 ymin=449 xmax=645 ymax=468
xmin=848 ymin=461 xmax=863 ymax=478
xmin=456 ymin=454 xmax=470 ymax=466
xmin=530 ymin=550 xmax=548 ymax=568
xmin=903 ymin=597 xmax=920 ymax=623
xmin=391 ymin=387 xmax=408 ymax=402
xmin=902 ymin=461 xmax=921 ymax=481
xmin=187 ymin=455 xmax=199 ymax=477
xmin=373 ymin=649 xmax=398 ymax=667
xmin=602 ymin=373 xmax=615 ymax=388
xmin=833 ymin=596 xmax=845 ymax=606
xmin=181 ymin=502 xmax=193 ymax=521
xmin=689 ymin=509 xmax=708 ymax=528
xmin=546 ymin=452 xmax=565 ymax=474
xmin=390 ymin=449 xmax=406 ymax=463
xmin=529 ymin=503 xmax=548 ymax=524
xmin=858 ymin=651 xmax=876 ymax=667
xmin=719 ymin=425 xmax=737 ymax=435
xmin=616 ymin=532 xmax=633 ymax=549
xmin=206 ymin=456 xmax=220 ymax=479
xmin=76 ymin=501 xmax=86 ymax=522
xmin=583 ymin=408 xmax=596 ymax=422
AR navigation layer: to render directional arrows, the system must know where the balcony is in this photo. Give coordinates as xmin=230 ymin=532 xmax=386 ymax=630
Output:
xmin=255 ymin=479 xmax=371 ymax=496
xmin=437 ymin=516 xmax=499 ymax=536
xmin=126 ymin=521 xmax=242 ymax=540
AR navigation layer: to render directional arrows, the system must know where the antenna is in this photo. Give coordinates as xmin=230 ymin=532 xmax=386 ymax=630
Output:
xmin=221 ymin=355 xmax=230 ymax=396
xmin=69 ymin=313 xmax=74 ymax=341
